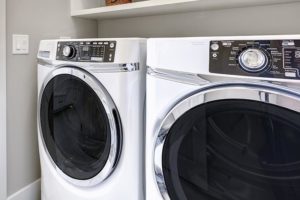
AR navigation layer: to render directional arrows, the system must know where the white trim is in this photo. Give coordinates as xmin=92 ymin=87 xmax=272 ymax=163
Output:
xmin=7 ymin=179 xmax=41 ymax=200
xmin=71 ymin=0 xmax=300 ymax=19
xmin=0 ymin=0 xmax=6 ymax=199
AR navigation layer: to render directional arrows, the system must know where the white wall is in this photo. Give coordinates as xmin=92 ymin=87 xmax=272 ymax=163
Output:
xmin=98 ymin=2 xmax=300 ymax=37
xmin=6 ymin=0 xmax=98 ymax=197
xmin=0 ymin=0 xmax=7 ymax=199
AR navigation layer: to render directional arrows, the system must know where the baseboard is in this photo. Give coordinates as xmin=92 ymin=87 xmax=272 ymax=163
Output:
xmin=7 ymin=179 xmax=41 ymax=200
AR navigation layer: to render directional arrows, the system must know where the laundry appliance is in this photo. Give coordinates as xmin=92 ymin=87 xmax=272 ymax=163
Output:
xmin=37 ymin=38 xmax=146 ymax=200
xmin=146 ymin=35 xmax=300 ymax=200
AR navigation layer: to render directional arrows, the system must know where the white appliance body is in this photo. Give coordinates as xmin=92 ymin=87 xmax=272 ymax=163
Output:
xmin=37 ymin=38 xmax=146 ymax=200
xmin=146 ymin=35 xmax=300 ymax=200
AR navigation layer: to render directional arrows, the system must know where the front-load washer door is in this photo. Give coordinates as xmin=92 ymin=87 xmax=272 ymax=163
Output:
xmin=155 ymin=83 xmax=300 ymax=200
xmin=39 ymin=66 xmax=121 ymax=187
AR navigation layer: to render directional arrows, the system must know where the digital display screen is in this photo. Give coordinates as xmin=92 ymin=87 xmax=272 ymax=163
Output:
xmin=82 ymin=46 xmax=89 ymax=52
xmin=79 ymin=46 xmax=91 ymax=60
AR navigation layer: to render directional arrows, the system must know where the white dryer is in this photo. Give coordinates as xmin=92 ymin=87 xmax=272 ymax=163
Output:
xmin=146 ymin=36 xmax=300 ymax=200
xmin=37 ymin=38 xmax=146 ymax=200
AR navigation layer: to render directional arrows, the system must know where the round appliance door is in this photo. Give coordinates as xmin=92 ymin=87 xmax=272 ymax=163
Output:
xmin=39 ymin=67 xmax=121 ymax=187
xmin=155 ymin=84 xmax=300 ymax=200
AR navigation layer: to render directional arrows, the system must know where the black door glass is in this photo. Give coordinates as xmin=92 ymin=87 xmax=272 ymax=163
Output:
xmin=162 ymin=100 xmax=300 ymax=200
xmin=40 ymin=74 xmax=111 ymax=180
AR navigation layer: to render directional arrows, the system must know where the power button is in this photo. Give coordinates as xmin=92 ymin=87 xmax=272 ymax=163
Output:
xmin=110 ymin=43 xmax=115 ymax=48
xmin=211 ymin=43 xmax=220 ymax=51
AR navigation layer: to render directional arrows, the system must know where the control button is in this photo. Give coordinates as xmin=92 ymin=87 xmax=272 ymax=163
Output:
xmin=110 ymin=43 xmax=115 ymax=48
xmin=211 ymin=43 xmax=219 ymax=51
xmin=222 ymin=42 xmax=232 ymax=47
xmin=62 ymin=45 xmax=76 ymax=58
xmin=212 ymin=53 xmax=218 ymax=58
xmin=239 ymin=48 xmax=268 ymax=72
xmin=91 ymin=57 xmax=103 ymax=62
xmin=285 ymin=72 xmax=297 ymax=78
xmin=282 ymin=40 xmax=295 ymax=46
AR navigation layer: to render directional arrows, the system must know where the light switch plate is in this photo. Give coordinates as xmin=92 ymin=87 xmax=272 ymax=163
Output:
xmin=12 ymin=34 xmax=29 ymax=55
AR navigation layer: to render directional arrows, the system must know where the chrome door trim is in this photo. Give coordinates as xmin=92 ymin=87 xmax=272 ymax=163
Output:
xmin=154 ymin=82 xmax=300 ymax=200
xmin=38 ymin=66 xmax=122 ymax=187
xmin=37 ymin=58 xmax=140 ymax=73
xmin=147 ymin=67 xmax=209 ymax=86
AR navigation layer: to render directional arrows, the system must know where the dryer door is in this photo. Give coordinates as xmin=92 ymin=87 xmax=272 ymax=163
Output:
xmin=39 ymin=67 xmax=121 ymax=187
xmin=155 ymin=84 xmax=300 ymax=200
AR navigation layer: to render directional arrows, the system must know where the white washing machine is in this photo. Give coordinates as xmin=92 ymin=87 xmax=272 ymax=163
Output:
xmin=146 ymin=35 xmax=300 ymax=200
xmin=37 ymin=38 xmax=146 ymax=200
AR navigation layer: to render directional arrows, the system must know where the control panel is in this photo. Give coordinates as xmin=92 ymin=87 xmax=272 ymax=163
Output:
xmin=209 ymin=39 xmax=300 ymax=79
xmin=56 ymin=41 xmax=116 ymax=62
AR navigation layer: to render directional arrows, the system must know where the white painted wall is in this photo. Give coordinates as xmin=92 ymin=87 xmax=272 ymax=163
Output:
xmin=0 ymin=0 xmax=7 ymax=200
xmin=6 ymin=0 xmax=98 ymax=197
xmin=98 ymin=2 xmax=300 ymax=37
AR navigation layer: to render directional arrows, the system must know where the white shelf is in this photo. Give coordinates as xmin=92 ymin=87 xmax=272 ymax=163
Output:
xmin=71 ymin=0 xmax=300 ymax=20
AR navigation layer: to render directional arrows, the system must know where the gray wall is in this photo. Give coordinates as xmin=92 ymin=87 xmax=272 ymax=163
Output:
xmin=6 ymin=0 xmax=98 ymax=196
xmin=98 ymin=2 xmax=300 ymax=37
xmin=0 ymin=0 xmax=7 ymax=199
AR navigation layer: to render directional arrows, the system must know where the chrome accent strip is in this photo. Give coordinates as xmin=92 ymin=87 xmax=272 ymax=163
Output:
xmin=37 ymin=67 xmax=122 ymax=187
xmin=153 ymin=82 xmax=300 ymax=200
xmin=88 ymin=63 xmax=139 ymax=73
xmin=37 ymin=58 xmax=140 ymax=73
xmin=147 ymin=67 xmax=210 ymax=86
xmin=37 ymin=58 xmax=53 ymax=68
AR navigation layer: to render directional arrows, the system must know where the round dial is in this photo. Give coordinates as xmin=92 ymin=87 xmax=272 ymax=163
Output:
xmin=62 ymin=45 xmax=76 ymax=58
xmin=238 ymin=48 xmax=269 ymax=72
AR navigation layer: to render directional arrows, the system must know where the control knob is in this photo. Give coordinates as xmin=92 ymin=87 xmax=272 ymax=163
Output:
xmin=238 ymin=48 xmax=269 ymax=72
xmin=62 ymin=45 xmax=76 ymax=59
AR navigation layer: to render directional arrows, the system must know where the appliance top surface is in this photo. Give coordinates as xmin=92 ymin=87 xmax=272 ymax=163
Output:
xmin=147 ymin=35 xmax=300 ymax=83
xmin=43 ymin=38 xmax=146 ymax=42
xmin=147 ymin=35 xmax=300 ymax=41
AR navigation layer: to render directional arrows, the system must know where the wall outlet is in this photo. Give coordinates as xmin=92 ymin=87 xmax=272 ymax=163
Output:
xmin=12 ymin=34 xmax=29 ymax=55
